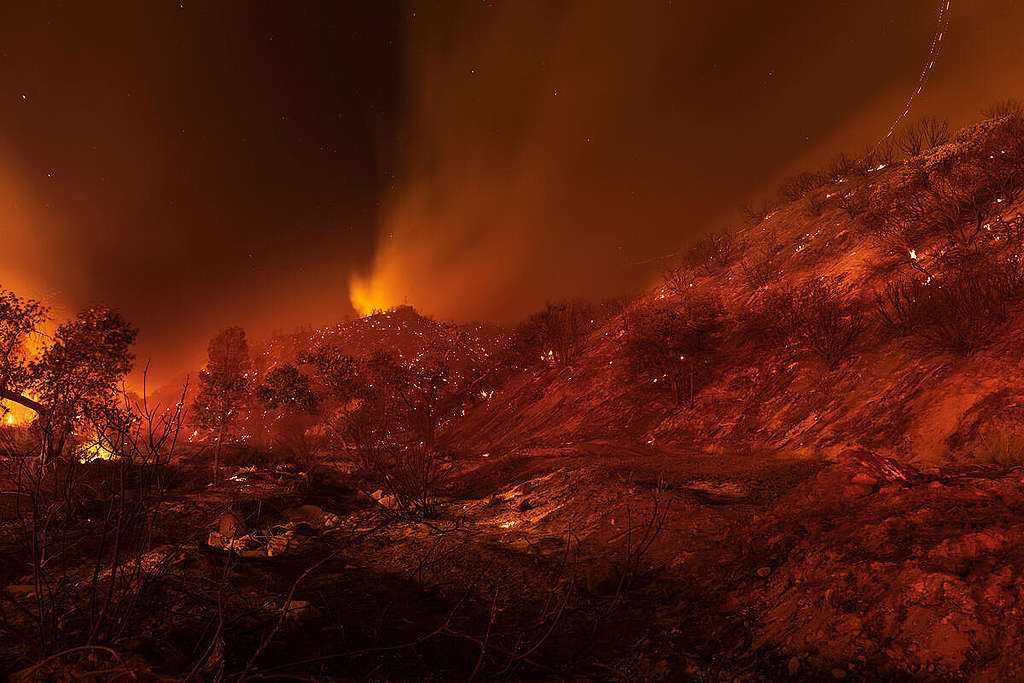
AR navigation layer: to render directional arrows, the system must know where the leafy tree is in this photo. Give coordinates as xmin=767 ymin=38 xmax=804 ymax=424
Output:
xmin=511 ymin=300 xmax=594 ymax=367
xmin=0 ymin=287 xmax=47 ymax=415
xmin=2 ymin=291 xmax=136 ymax=462
xmin=256 ymin=364 xmax=319 ymax=412
xmin=193 ymin=327 xmax=250 ymax=479
xmin=299 ymin=345 xmax=362 ymax=404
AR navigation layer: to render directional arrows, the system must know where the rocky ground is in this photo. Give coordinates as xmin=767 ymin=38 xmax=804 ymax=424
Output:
xmin=6 ymin=442 xmax=1024 ymax=680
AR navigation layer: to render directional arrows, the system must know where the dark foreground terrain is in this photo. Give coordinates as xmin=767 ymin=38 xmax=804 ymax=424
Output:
xmin=5 ymin=442 xmax=1024 ymax=680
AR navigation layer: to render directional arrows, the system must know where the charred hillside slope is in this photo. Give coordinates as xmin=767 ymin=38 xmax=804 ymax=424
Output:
xmin=456 ymin=113 xmax=1024 ymax=472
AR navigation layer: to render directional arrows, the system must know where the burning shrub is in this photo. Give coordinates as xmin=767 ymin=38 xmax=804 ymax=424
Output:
xmin=765 ymin=277 xmax=863 ymax=367
xmin=2 ymin=378 xmax=188 ymax=668
xmin=624 ymin=294 xmax=724 ymax=406
xmin=874 ymin=254 xmax=1024 ymax=355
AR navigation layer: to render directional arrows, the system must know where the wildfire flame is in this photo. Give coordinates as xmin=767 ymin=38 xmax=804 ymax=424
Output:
xmin=349 ymin=271 xmax=394 ymax=317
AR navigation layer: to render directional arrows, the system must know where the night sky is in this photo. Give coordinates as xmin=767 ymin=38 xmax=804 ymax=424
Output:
xmin=2 ymin=0 xmax=1024 ymax=385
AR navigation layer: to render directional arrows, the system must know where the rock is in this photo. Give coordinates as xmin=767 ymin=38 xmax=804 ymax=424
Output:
xmin=206 ymin=531 xmax=232 ymax=551
xmin=215 ymin=511 xmax=246 ymax=538
xmin=267 ymin=532 xmax=294 ymax=557
xmin=283 ymin=504 xmax=339 ymax=529
xmin=851 ymin=473 xmax=878 ymax=486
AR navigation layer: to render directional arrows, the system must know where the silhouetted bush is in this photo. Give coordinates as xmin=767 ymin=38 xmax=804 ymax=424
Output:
xmin=510 ymin=300 xmax=594 ymax=367
xmin=824 ymin=152 xmax=858 ymax=183
xmin=804 ymin=192 xmax=827 ymax=218
xmin=838 ymin=190 xmax=869 ymax=219
xmin=741 ymin=200 xmax=773 ymax=225
xmin=896 ymin=116 xmax=950 ymax=157
xmin=764 ymin=277 xmax=863 ymax=367
xmin=983 ymin=99 xmax=1024 ymax=120
xmin=874 ymin=254 xmax=1024 ymax=355
xmin=624 ymin=295 xmax=724 ymax=406
xmin=778 ymin=171 xmax=826 ymax=203
xmin=683 ymin=229 xmax=737 ymax=275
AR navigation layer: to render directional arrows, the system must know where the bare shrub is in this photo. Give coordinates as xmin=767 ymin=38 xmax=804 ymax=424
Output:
xmin=741 ymin=232 xmax=785 ymax=289
xmin=1 ymin=375 xmax=188 ymax=666
xmin=865 ymin=139 xmax=897 ymax=168
xmin=874 ymin=255 xmax=1024 ymax=355
xmin=778 ymin=171 xmax=825 ymax=203
xmin=741 ymin=200 xmax=773 ymax=226
xmin=983 ymin=99 xmax=1024 ymax=120
xmin=866 ymin=115 xmax=1024 ymax=251
xmin=897 ymin=116 xmax=950 ymax=157
xmin=973 ymin=422 xmax=1024 ymax=467
xmin=838 ymin=190 xmax=869 ymax=219
xmin=824 ymin=152 xmax=858 ymax=183
xmin=765 ymin=277 xmax=863 ymax=367
xmin=610 ymin=477 xmax=670 ymax=597
xmin=683 ymin=229 xmax=737 ymax=275
xmin=804 ymin=192 xmax=827 ymax=218
xmin=623 ymin=295 xmax=724 ymax=406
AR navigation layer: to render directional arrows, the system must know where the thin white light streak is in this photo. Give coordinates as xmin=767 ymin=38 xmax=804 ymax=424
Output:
xmin=878 ymin=0 xmax=951 ymax=145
